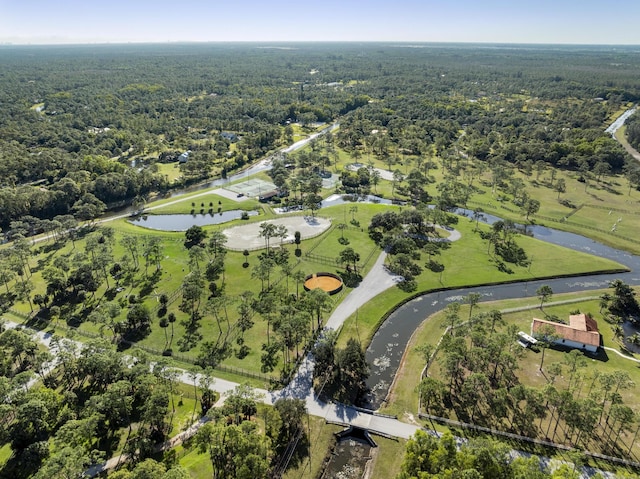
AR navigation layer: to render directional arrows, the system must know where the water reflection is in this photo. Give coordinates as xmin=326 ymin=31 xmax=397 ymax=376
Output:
xmin=128 ymin=210 xmax=257 ymax=231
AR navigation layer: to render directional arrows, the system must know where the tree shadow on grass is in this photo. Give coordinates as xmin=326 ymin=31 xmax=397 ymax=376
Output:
xmin=177 ymin=317 xmax=202 ymax=352
xmin=341 ymin=270 xmax=362 ymax=288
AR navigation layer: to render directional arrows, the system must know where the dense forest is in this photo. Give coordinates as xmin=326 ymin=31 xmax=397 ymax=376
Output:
xmin=1 ymin=43 xmax=639 ymax=231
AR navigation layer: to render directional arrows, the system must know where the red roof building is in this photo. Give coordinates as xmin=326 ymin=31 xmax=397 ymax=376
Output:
xmin=531 ymin=313 xmax=600 ymax=353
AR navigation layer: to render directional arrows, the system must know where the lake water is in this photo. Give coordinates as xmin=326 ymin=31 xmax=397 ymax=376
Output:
xmin=128 ymin=210 xmax=257 ymax=231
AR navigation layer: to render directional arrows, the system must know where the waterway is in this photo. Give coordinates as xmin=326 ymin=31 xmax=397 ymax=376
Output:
xmin=363 ymin=209 xmax=640 ymax=409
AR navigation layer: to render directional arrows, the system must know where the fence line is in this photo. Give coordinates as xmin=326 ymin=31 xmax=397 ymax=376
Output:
xmin=359 ymin=246 xmax=380 ymax=270
xmin=305 ymin=223 xmax=336 ymax=255
xmin=304 ymin=252 xmax=340 ymax=267
xmin=418 ymin=412 xmax=640 ymax=469
xmin=150 ymin=286 xmax=182 ymax=313
xmin=26 ymin=312 xmax=276 ymax=384
xmin=466 ymin=200 xmax=640 ymax=246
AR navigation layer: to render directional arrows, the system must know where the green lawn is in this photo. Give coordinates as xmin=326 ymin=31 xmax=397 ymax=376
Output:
xmin=383 ymin=289 xmax=640 ymax=418
xmin=155 ymin=162 xmax=184 ymax=184
xmin=11 ymin=193 xmax=626 ymax=385
xmin=336 ymin=216 xmax=626 ymax=349
xmin=368 ymin=436 xmax=408 ymax=479
xmin=326 ymin=135 xmax=640 ymax=257
xmin=147 ymin=193 xmax=261 ymax=216
xmin=0 ymin=444 xmax=11 ymax=468
xmin=380 ymin=289 xmax=640 ymax=466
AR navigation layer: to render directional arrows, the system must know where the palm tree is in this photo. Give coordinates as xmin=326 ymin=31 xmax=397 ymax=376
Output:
xmin=628 ymin=333 xmax=640 ymax=347
xmin=536 ymin=285 xmax=553 ymax=312
xmin=337 ymin=247 xmax=360 ymax=273
xmin=465 ymin=292 xmax=481 ymax=320
xmin=535 ymin=324 xmax=560 ymax=371
xmin=303 ymin=288 xmax=333 ymax=333
xmin=599 ymin=292 xmax=612 ymax=313
xmin=612 ymin=324 xmax=624 ymax=344
xmin=293 ymin=270 xmax=306 ymax=299
xmin=167 ymin=312 xmax=176 ymax=348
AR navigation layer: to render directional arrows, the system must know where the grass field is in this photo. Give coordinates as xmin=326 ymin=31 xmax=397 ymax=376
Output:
xmin=335 ymin=216 xmax=626 ymax=349
xmin=156 ymin=162 xmax=184 ymax=184
xmin=380 ymin=289 xmax=640 ymax=471
xmin=368 ymin=435 xmax=408 ymax=479
xmin=146 ymin=192 xmax=261 ymax=216
xmin=322 ymin=127 xmax=640 ymax=257
xmin=0 ymin=444 xmax=11 ymax=468
xmin=385 ymin=289 xmax=640 ymax=411
xmin=9 ymin=190 xmax=627 ymax=384
xmin=4 ymin=122 xmax=640 ymax=478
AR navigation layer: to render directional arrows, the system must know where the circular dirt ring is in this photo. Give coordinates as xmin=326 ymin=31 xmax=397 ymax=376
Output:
xmin=304 ymin=272 xmax=343 ymax=295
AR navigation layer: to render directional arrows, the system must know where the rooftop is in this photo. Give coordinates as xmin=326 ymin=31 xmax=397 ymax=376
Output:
xmin=531 ymin=313 xmax=600 ymax=348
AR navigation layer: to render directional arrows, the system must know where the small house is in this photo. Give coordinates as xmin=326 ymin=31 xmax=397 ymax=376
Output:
xmin=178 ymin=151 xmax=190 ymax=164
xmin=531 ymin=313 xmax=601 ymax=353
xmin=258 ymin=190 xmax=279 ymax=202
xmin=220 ymin=132 xmax=238 ymax=142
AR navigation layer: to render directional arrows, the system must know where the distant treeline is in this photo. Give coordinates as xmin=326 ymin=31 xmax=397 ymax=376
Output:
xmin=1 ymin=43 xmax=639 ymax=228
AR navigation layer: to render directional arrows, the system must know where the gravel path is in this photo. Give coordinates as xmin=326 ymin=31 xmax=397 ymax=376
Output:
xmin=325 ymin=251 xmax=401 ymax=330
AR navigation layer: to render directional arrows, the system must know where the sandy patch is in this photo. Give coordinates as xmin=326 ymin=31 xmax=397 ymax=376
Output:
xmin=346 ymin=163 xmax=396 ymax=181
xmin=223 ymin=216 xmax=331 ymax=250
xmin=303 ymin=274 xmax=342 ymax=293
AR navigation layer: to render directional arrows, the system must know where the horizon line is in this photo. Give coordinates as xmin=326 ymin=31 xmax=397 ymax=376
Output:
xmin=1 ymin=40 xmax=640 ymax=48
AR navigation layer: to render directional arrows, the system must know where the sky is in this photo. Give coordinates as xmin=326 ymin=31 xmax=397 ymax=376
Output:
xmin=1 ymin=0 xmax=639 ymax=45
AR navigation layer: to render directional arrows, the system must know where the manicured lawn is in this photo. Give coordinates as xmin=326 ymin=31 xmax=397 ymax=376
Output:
xmin=336 ymin=216 xmax=626 ymax=349
xmin=4 ymin=136 xmax=636 ymax=392
xmin=469 ymin=166 xmax=640 ymax=255
xmin=381 ymin=289 xmax=640 ymax=462
xmin=147 ymin=192 xmax=261 ymax=215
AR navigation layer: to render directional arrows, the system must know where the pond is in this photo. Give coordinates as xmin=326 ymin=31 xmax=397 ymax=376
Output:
xmin=128 ymin=210 xmax=257 ymax=231
xmin=621 ymin=320 xmax=640 ymax=354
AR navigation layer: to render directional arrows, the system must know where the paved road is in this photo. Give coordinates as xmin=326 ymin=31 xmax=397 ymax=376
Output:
xmin=606 ymin=106 xmax=640 ymax=163
xmin=325 ymin=251 xmax=401 ymax=330
xmin=5 ymin=249 xmax=423 ymax=477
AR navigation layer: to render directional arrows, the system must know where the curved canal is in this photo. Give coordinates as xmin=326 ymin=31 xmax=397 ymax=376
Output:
xmin=364 ymin=210 xmax=640 ymax=409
